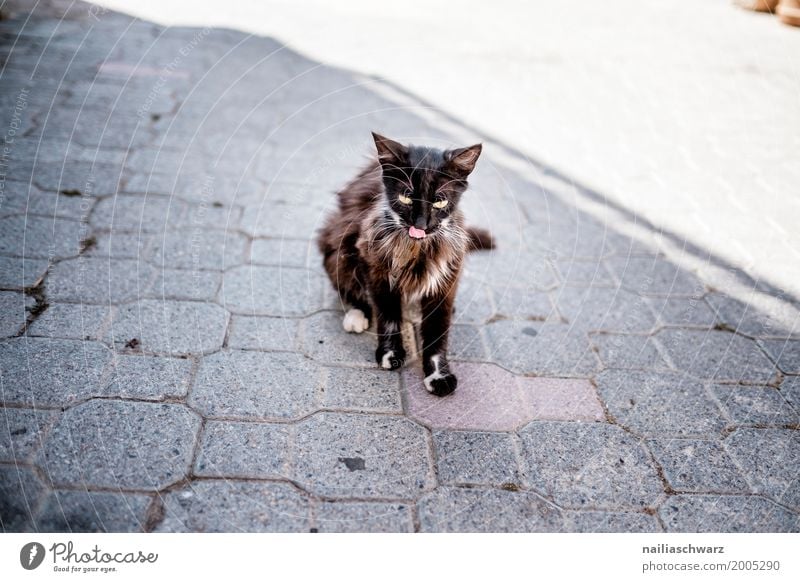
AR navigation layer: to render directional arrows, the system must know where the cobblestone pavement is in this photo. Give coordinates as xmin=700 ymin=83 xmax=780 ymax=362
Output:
xmin=1 ymin=1 xmax=798 ymax=533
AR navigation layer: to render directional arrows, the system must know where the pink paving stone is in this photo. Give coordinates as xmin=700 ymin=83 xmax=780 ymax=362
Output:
xmin=403 ymin=362 xmax=604 ymax=430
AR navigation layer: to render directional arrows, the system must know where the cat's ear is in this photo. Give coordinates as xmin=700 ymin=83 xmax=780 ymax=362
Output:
xmin=372 ymin=132 xmax=408 ymax=166
xmin=446 ymin=144 xmax=482 ymax=176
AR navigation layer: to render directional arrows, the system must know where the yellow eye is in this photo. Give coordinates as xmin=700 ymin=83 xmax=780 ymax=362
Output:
xmin=433 ymin=199 xmax=449 ymax=209
xmin=398 ymin=193 xmax=412 ymax=205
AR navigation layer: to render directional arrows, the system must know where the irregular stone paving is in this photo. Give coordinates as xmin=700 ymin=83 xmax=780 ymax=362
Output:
xmin=0 ymin=0 xmax=798 ymax=533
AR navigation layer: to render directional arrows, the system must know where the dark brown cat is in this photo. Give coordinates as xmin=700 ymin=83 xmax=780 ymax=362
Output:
xmin=317 ymin=133 xmax=493 ymax=396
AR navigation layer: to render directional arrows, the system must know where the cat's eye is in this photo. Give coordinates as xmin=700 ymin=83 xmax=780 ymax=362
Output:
xmin=398 ymin=191 xmax=413 ymax=205
xmin=433 ymin=199 xmax=449 ymax=209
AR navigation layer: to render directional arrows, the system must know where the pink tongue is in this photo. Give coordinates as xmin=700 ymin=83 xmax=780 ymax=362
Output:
xmin=408 ymin=226 xmax=427 ymax=239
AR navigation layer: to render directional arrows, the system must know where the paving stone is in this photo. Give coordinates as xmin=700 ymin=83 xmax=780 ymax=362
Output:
xmin=418 ymin=487 xmax=563 ymax=532
xmin=34 ymin=490 xmax=151 ymax=533
xmin=462 ymin=249 xmax=558 ymax=290
xmin=323 ymin=366 xmax=401 ymax=412
xmin=240 ymin=202 xmax=328 ymax=240
xmin=106 ymin=300 xmax=228 ymax=355
xmin=483 ymin=320 xmax=598 ymax=376
xmin=32 ymin=161 xmax=122 ymax=196
xmin=0 ymin=181 xmax=92 ymax=220
xmin=301 ymin=310 xmax=376 ymax=366
xmin=433 ymin=431 xmax=520 ymax=486
xmin=490 ymin=287 xmax=558 ymax=321
xmin=648 ymin=295 xmax=718 ymax=327
xmin=553 ymin=258 xmax=615 ymax=286
xmin=712 ymin=386 xmax=799 ymax=426
xmin=194 ymin=421 xmax=290 ymax=478
xmin=104 ymin=355 xmax=193 ymax=400
xmin=758 ymin=339 xmax=800 ymax=374
xmin=91 ymin=195 xmax=181 ymax=232
xmin=293 ymin=412 xmax=433 ymax=498
xmin=0 ymin=407 xmax=59 ymax=463
xmin=26 ymin=303 xmax=108 ymax=339
xmin=0 ymin=465 xmax=46 ymax=532
xmin=0 ymin=215 xmax=84 ymax=259
xmin=221 ymin=265 xmax=325 ymax=316
xmin=562 ymin=510 xmax=661 ymax=532
xmin=172 ymin=201 xmax=242 ymax=231
xmin=648 ymin=438 xmax=749 ymax=493
xmin=0 ymin=338 xmax=112 ymax=406
xmin=590 ymin=333 xmax=670 ymax=370
xmin=85 ymin=232 xmax=152 ymax=259
xmin=315 ymin=501 xmax=413 ymax=532
xmin=228 ymin=315 xmax=300 ymax=351
xmin=156 ymin=481 xmax=310 ymax=533
xmin=523 ymin=219 xmax=618 ymax=259
xmin=38 ymin=400 xmax=200 ymax=490
xmin=606 ymin=256 xmax=705 ymax=296
xmin=658 ymin=329 xmax=778 ymax=384
xmin=0 ymin=256 xmax=49 ymax=290
xmin=724 ymin=428 xmax=800 ymax=510
xmin=147 ymin=268 xmax=221 ymax=301
xmin=452 ymin=277 xmax=495 ymax=324
xmin=449 ymin=324 xmax=489 ymax=361
xmin=780 ymin=377 xmax=800 ymax=411
xmin=517 ymin=376 xmax=605 ymax=422
xmin=659 ymin=495 xmax=799 ymax=533
xmin=595 ymin=370 xmax=726 ymax=437
xmin=152 ymin=230 xmax=248 ymax=271
xmin=518 ymin=421 xmax=663 ymax=510
xmin=250 ymin=238 xmax=316 ymax=268
xmin=0 ymin=291 xmax=32 ymax=336
xmin=706 ymin=292 xmax=800 ymax=339
xmin=555 ymin=286 xmax=657 ymax=332
xmin=190 ymin=350 xmax=319 ymax=420
xmin=46 ymin=258 xmax=155 ymax=303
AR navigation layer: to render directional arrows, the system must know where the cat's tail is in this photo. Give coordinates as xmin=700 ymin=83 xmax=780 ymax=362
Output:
xmin=466 ymin=226 xmax=495 ymax=251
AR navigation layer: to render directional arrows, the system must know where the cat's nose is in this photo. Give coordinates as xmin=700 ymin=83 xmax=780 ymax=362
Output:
xmin=414 ymin=216 xmax=428 ymax=230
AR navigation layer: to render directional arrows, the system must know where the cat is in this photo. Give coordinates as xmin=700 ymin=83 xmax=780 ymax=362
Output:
xmin=317 ymin=132 xmax=494 ymax=396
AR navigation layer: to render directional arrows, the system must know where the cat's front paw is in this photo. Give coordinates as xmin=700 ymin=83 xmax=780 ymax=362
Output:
xmin=376 ymin=345 xmax=405 ymax=370
xmin=424 ymin=371 xmax=457 ymax=397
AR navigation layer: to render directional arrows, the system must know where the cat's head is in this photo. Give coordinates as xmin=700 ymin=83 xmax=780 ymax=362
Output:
xmin=372 ymin=132 xmax=481 ymax=240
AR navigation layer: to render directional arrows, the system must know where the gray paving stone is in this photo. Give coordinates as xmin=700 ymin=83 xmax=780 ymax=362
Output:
xmin=0 ymin=338 xmax=112 ymax=406
xmin=606 ymin=256 xmax=705 ymax=296
xmin=433 ymin=431 xmax=521 ymax=487
xmin=172 ymin=201 xmax=242 ymax=231
xmin=758 ymin=339 xmax=800 ymax=374
xmin=91 ymin=195 xmax=181 ymax=232
xmin=0 ymin=465 xmax=46 ymax=532
xmin=418 ymin=487 xmax=563 ymax=532
xmin=293 ymin=412 xmax=433 ymax=498
xmin=0 ymin=181 xmax=92 ymax=220
xmin=0 ymin=408 xmax=59 ymax=463
xmin=106 ymin=300 xmax=228 ymax=355
xmin=659 ymin=495 xmax=799 ymax=533
xmin=553 ymin=258 xmax=615 ymax=286
xmin=562 ymin=510 xmax=661 ymax=532
xmin=648 ymin=439 xmax=749 ymax=493
xmin=490 ymin=287 xmax=558 ymax=321
xmin=449 ymin=324 xmax=489 ymax=361
xmin=590 ymin=333 xmax=670 ymax=369
xmin=0 ymin=215 xmax=84 ymax=259
xmin=555 ymin=286 xmax=657 ymax=332
xmin=315 ymin=501 xmax=413 ymax=532
xmin=658 ymin=329 xmax=778 ymax=384
xmin=85 ymin=232 xmax=152 ymax=260
xmin=712 ymin=386 xmax=799 ymax=426
xmin=221 ymin=265 xmax=325 ymax=316
xmin=0 ymin=291 xmax=32 ymax=336
xmin=301 ymin=311 xmax=376 ymax=366
xmin=38 ymin=400 xmax=200 ymax=490
xmin=104 ymin=355 xmax=193 ymax=400
xmin=780 ymin=377 xmax=800 ymax=411
xmin=26 ymin=303 xmax=108 ymax=340
xmin=518 ymin=421 xmax=664 ymax=510
xmin=724 ymin=428 xmax=800 ymax=510
xmin=227 ymin=315 xmax=300 ymax=351
xmin=452 ymin=277 xmax=495 ymax=324
xmin=194 ymin=421 xmax=290 ymax=478
xmin=156 ymin=481 xmax=310 ymax=533
xmin=483 ymin=320 xmax=598 ymax=376
xmin=46 ymin=258 xmax=156 ymax=303
xmin=152 ymin=230 xmax=248 ymax=271
xmin=462 ymin=249 xmax=558 ymax=290
xmin=240 ymin=202 xmax=328 ymax=240
xmin=190 ymin=350 xmax=320 ymax=420
xmin=34 ymin=490 xmax=151 ymax=533
xmin=523 ymin=219 xmax=625 ymax=259
xmin=147 ymin=268 xmax=221 ymax=301
xmin=0 ymin=256 xmax=49 ymax=290
xmin=322 ymin=366 xmax=401 ymax=412
xmin=250 ymin=238 xmax=316 ymax=268
xmin=706 ymin=293 xmax=800 ymax=339
xmin=648 ymin=295 xmax=718 ymax=327
xmin=595 ymin=370 xmax=727 ymax=437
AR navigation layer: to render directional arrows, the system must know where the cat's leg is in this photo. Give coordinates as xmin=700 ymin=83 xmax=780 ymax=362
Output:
xmin=342 ymin=288 xmax=372 ymax=334
xmin=324 ymin=243 xmax=373 ymax=333
xmin=420 ymin=290 xmax=457 ymax=396
xmin=372 ymin=281 xmax=406 ymax=370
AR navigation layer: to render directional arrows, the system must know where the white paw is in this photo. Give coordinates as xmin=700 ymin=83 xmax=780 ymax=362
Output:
xmin=343 ymin=308 xmax=369 ymax=333
xmin=381 ymin=350 xmax=395 ymax=369
xmin=423 ymin=354 xmax=444 ymax=393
